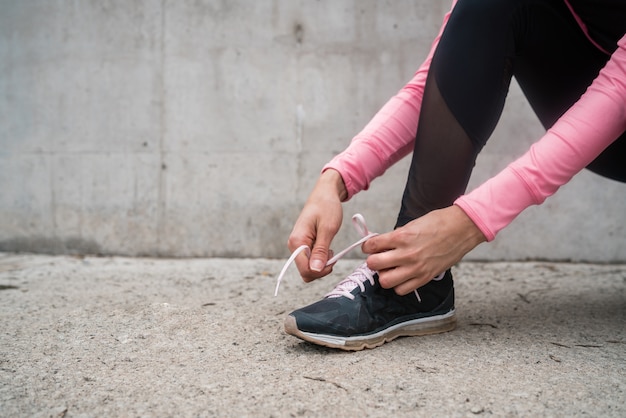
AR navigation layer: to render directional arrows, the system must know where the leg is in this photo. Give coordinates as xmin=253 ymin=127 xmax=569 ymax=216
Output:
xmin=395 ymin=0 xmax=621 ymax=228
xmin=394 ymin=68 xmax=479 ymax=228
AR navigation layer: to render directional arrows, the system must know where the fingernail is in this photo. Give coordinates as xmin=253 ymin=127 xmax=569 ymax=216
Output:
xmin=310 ymin=260 xmax=324 ymax=272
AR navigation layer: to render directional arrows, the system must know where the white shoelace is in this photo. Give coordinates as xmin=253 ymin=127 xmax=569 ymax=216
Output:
xmin=325 ymin=263 xmax=445 ymax=301
xmin=273 ymin=213 xmax=445 ymax=300
xmin=324 ymin=262 xmax=375 ymax=300
xmin=274 ymin=214 xmax=378 ymax=296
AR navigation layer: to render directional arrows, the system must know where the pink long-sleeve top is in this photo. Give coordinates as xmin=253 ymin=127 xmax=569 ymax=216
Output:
xmin=323 ymin=0 xmax=626 ymax=241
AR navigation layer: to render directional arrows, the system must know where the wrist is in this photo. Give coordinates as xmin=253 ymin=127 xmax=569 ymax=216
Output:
xmin=451 ymin=205 xmax=487 ymax=248
xmin=319 ymin=169 xmax=348 ymax=201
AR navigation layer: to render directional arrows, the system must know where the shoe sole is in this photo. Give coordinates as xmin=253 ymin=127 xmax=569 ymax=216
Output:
xmin=284 ymin=310 xmax=456 ymax=351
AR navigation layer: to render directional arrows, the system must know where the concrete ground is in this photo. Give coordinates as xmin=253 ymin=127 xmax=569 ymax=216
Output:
xmin=0 ymin=253 xmax=624 ymax=417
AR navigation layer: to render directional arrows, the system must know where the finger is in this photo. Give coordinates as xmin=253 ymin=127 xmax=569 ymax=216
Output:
xmin=362 ymin=231 xmax=396 ymax=254
xmin=287 ymin=219 xmax=338 ymax=281
xmin=292 ymin=250 xmax=333 ymax=282
xmin=394 ymin=277 xmax=432 ymax=296
xmin=302 ymin=267 xmax=333 ymax=282
xmin=377 ymin=266 xmax=432 ymax=295
xmin=365 ymin=247 xmax=410 ymax=274
xmin=309 ymin=223 xmax=336 ymax=272
xmin=376 ymin=264 xmax=416 ymax=289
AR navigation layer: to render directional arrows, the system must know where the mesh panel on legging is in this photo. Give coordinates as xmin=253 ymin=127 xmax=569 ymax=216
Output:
xmin=395 ymin=71 xmax=479 ymax=229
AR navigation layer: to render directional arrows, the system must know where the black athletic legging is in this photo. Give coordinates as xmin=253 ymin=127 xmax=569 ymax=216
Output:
xmin=395 ymin=0 xmax=626 ymax=228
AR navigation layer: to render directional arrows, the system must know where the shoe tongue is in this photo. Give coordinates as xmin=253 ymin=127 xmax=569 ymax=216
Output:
xmin=325 ymin=263 xmax=375 ymax=299
xmin=326 ymin=277 xmax=361 ymax=298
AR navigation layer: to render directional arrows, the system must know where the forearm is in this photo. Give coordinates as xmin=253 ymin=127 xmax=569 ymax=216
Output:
xmin=456 ymin=34 xmax=626 ymax=241
xmin=315 ymin=169 xmax=348 ymax=203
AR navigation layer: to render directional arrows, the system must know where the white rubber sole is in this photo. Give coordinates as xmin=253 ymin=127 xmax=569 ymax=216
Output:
xmin=284 ymin=310 xmax=457 ymax=351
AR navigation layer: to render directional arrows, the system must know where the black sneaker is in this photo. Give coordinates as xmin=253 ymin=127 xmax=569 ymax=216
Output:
xmin=284 ymin=263 xmax=456 ymax=351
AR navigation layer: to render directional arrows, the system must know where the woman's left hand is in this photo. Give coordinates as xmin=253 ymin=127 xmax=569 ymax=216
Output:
xmin=362 ymin=205 xmax=486 ymax=295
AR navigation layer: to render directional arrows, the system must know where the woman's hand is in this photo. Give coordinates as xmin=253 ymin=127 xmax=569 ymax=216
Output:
xmin=287 ymin=169 xmax=347 ymax=282
xmin=362 ymin=205 xmax=486 ymax=295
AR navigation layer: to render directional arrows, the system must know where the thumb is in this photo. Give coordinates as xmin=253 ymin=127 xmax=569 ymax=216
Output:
xmin=309 ymin=229 xmax=334 ymax=272
xmin=309 ymin=245 xmax=329 ymax=272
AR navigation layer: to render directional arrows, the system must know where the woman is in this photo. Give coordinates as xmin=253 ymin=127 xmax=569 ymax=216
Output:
xmin=283 ymin=0 xmax=626 ymax=350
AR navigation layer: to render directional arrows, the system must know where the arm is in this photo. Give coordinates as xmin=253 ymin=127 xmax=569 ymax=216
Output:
xmin=364 ymin=34 xmax=626 ymax=294
xmin=287 ymin=169 xmax=346 ymax=281
xmin=455 ymin=34 xmax=626 ymax=241
xmin=287 ymin=1 xmax=459 ymax=281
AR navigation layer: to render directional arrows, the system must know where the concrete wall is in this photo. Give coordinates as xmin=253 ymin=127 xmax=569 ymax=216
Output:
xmin=1 ymin=0 xmax=624 ymax=261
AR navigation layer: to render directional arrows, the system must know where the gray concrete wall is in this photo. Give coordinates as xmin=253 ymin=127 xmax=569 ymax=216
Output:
xmin=1 ymin=0 xmax=624 ymax=261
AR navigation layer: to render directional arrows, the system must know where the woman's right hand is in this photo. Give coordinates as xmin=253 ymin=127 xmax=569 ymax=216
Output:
xmin=287 ymin=169 xmax=347 ymax=282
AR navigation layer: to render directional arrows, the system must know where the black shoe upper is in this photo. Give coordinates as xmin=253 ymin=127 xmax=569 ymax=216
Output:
xmin=289 ymin=270 xmax=454 ymax=337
